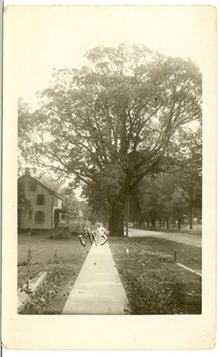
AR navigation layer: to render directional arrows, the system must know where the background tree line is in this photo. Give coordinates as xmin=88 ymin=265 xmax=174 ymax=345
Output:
xmin=129 ymin=126 xmax=202 ymax=231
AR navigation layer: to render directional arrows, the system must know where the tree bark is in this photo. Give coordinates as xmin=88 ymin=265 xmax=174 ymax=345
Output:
xmin=125 ymin=196 xmax=129 ymax=237
xmin=151 ymin=218 xmax=156 ymax=229
xmin=189 ymin=205 xmax=193 ymax=230
xmin=166 ymin=219 xmax=169 ymax=231
xmin=109 ymin=201 xmax=125 ymax=236
xmin=178 ymin=219 xmax=181 ymax=231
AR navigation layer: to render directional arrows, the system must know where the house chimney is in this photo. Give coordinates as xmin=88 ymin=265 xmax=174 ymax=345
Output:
xmin=25 ymin=167 xmax=30 ymax=176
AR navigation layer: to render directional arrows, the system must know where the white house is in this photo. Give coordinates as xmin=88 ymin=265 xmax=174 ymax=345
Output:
xmin=18 ymin=168 xmax=65 ymax=230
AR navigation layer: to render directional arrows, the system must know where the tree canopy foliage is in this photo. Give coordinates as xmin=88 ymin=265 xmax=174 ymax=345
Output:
xmin=18 ymin=43 xmax=202 ymax=235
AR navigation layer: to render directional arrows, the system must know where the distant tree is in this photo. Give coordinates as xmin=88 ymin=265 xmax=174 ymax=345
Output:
xmin=61 ymin=188 xmax=80 ymax=219
xmin=134 ymin=126 xmax=202 ymax=230
xmin=18 ymin=44 xmax=202 ymax=236
xmin=175 ymin=126 xmax=202 ymax=229
xmin=137 ymin=173 xmax=175 ymax=229
xmin=18 ymin=98 xmax=35 ymax=175
xmin=134 ymin=173 xmax=187 ymax=230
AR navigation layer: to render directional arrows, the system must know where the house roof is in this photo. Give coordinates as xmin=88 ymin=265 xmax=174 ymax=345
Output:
xmin=18 ymin=174 xmax=63 ymax=200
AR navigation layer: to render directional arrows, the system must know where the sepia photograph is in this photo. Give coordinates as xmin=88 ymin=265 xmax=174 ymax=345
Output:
xmin=2 ymin=4 xmax=216 ymax=350
xmin=17 ymin=9 xmax=202 ymax=316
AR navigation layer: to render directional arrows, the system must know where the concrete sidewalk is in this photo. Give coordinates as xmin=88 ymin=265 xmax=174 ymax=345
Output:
xmin=62 ymin=242 xmax=129 ymax=314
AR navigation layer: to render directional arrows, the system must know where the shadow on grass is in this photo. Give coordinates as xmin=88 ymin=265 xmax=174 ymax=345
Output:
xmin=109 ymin=236 xmax=202 ymax=314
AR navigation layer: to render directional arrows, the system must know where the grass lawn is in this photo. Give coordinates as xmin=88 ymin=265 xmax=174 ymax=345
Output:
xmin=18 ymin=233 xmax=90 ymax=314
xmin=109 ymin=236 xmax=202 ymax=314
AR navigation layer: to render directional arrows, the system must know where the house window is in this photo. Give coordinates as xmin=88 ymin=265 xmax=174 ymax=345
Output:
xmin=36 ymin=194 xmax=45 ymax=205
xmin=29 ymin=182 xmax=36 ymax=192
xmin=35 ymin=211 xmax=45 ymax=224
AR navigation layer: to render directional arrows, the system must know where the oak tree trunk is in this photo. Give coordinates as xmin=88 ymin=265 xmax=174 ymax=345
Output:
xmin=109 ymin=201 xmax=125 ymax=236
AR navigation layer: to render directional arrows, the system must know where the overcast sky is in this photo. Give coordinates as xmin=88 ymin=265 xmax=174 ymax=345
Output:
xmin=5 ymin=6 xmax=214 ymax=107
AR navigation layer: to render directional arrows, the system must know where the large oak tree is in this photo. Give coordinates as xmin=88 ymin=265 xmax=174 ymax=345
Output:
xmin=19 ymin=44 xmax=202 ymax=236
